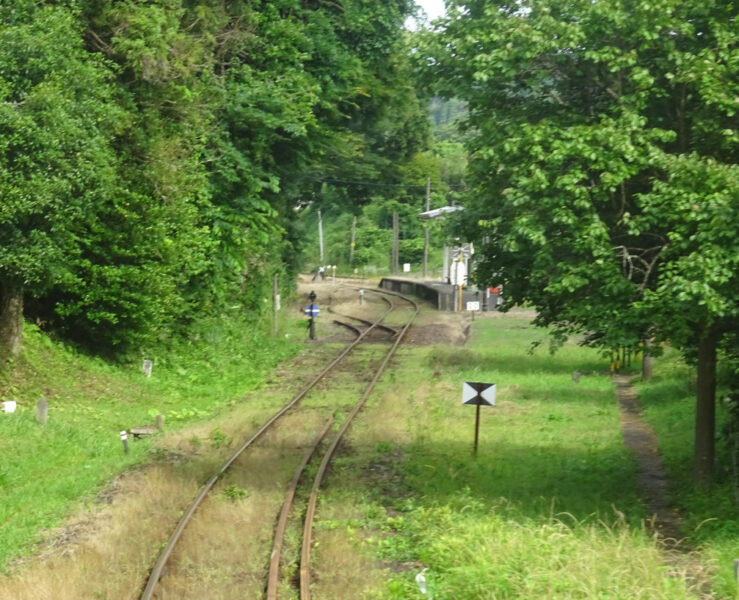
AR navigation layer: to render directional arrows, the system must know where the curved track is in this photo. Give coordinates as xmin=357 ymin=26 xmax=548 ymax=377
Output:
xmin=139 ymin=286 xmax=418 ymax=599
xmin=299 ymin=288 xmax=418 ymax=599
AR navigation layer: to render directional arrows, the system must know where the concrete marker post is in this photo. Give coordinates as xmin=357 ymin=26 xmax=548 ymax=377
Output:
xmin=36 ymin=396 xmax=48 ymax=425
xmin=120 ymin=430 xmax=129 ymax=454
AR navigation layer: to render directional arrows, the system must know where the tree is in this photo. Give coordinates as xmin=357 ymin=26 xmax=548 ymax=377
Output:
xmin=0 ymin=2 xmax=122 ymax=360
xmin=424 ymin=0 xmax=738 ymax=482
xmin=4 ymin=0 xmax=430 ymax=357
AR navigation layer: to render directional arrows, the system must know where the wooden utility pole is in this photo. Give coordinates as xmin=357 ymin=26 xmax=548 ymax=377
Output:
xmin=392 ymin=211 xmax=399 ymax=274
xmin=350 ymin=215 xmax=356 ymax=265
xmin=272 ymin=275 xmax=279 ymax=336
xmin=423 ymin=177 xmax=430 ymax=279
xmin=317 ymin=209 xmax=324 ymax=264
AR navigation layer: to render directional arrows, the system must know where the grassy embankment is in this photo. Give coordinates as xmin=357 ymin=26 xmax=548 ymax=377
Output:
xmin=0 ymin=316 xmax=306 ymax=570
xmin=308 ymin=313 xmax=737 ymax=599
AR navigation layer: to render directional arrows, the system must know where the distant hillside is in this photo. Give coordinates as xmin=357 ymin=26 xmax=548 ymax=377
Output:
xmin=429 ymin=97 xmax=469 ymax=142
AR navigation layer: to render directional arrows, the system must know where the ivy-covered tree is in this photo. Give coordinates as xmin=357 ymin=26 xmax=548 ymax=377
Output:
xmin=425 ymin=0 xmax=738 ymax=482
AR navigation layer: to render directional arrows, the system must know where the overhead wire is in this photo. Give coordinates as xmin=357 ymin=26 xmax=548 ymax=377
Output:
xmin=296 ymin=174 xmax=466 ymax=190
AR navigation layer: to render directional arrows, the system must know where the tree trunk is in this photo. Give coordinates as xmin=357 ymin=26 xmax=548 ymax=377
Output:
xmin=641 ymin=339 xmax=653 ymax=382
xmin=0 ymin=282 xmax=23 ymax=363
xmin=694 ymin=328 xmax=718 ymax=484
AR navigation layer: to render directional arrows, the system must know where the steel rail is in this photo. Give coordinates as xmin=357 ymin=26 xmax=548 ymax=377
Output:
xmin=140 ymin=292 xmax=394 ymax=600
xmin=266 ymin=417 xmax=334 ymax=600
xmin=331 ymin=319 xmax=363 ymax=337
xmin=328 ymin=307 xmax=398 ymax=337
xmin=300 ymin=291 xmax=419 ymax=600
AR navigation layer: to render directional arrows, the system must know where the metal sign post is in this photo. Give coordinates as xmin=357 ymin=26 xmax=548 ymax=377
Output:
xmin=305 ymin=303 xmax=320 ymax=340
xmin=462 ymin=382 xmax=496 ymax=455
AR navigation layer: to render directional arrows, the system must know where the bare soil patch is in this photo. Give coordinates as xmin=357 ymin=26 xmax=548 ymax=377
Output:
xmin=296 ymin=277 xmax=472 ymax=346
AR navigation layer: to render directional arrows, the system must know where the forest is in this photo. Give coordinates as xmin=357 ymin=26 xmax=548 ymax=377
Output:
xmin=0 ymin=0 xmax=436 ymax=360
xmin=1 ymin=0 xmax=736 ymax=486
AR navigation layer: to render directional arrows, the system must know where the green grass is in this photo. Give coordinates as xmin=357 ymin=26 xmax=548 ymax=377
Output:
xmin=637 ymin=349 xmax=739 ymax=599
xmin=399 ymin=318 xmax=640 ymax=522
xmin=0 ymin=316 xmax=305 ymax=570
xmin=323 ymin=313 xmax=734 ymax=599
xmin=2 ymin=307 xmax=736 ymax=598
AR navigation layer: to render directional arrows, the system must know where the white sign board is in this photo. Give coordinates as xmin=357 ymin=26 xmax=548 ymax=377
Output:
xmin=462 ymin=382 xmax=496 ymax=406
xmin=466 ymin=301 xmax=480 ymax=311
xmin=451 ymin=260 xmax=467 ymax=286
xmin=403 ymin=263 xmax=411 ymax=273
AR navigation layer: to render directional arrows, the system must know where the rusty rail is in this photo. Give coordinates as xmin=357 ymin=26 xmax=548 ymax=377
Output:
xmin=267 ymin=417 xmax=334 ymax=600
xmin=299 ymin=291 xmax=419 ymax=600
xmin=331 ymin=319 xmax=363 ymax=337
xmin=140 ymin=293 xmax=394 ymax=600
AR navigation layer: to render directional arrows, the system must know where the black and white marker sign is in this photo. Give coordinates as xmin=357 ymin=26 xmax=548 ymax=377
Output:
xmin=462 ymin=381 xmax=496 ymax=406
xmin=463 ymin=381 xmax=496 ymax=456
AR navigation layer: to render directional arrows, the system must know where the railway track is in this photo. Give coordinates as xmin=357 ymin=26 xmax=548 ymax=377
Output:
xmin=139 ymin=286 xmax=419 ymax=599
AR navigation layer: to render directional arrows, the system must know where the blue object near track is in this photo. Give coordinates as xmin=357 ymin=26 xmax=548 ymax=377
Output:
xmin=305 ymin=304 xmax=320 ymax=318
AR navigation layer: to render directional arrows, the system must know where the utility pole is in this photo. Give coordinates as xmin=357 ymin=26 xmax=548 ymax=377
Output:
xmin=317 ymin=209 xmax=324 ymax=264
xmin=392 ymin=211 xmax=399 ymax=274
xmin=423 ymin=176 xmax=430 ymax=279
xmin=349 ymin=215 xmax=356 ymax=265
xmin=272 ymin=275 xmax=279 ymax=336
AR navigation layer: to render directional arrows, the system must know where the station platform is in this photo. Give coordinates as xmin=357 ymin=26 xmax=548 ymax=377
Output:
xmin=378 ymin=277 xmax=500 ymax=312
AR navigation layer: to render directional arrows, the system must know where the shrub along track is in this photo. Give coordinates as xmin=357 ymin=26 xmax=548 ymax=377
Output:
xmin=139 ymin=287 xmax=418 ymax=599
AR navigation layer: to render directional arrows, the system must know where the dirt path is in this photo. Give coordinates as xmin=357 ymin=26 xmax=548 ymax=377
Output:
xmin=614 ymin=375 xmax=715 ymax=597
xmin=613 ymin=374 xmax=683 ymax=543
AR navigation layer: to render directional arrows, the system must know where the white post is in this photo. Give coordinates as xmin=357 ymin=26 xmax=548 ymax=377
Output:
xmin=423 ymin=176 xmax=430 ymax=279
xmin=443 ymin=245 xmax=449 ymax=283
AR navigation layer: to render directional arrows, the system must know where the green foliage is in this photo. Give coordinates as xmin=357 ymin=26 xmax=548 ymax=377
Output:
xmin=0 ymin=0 xmax=428 ymax=357
xmin=221 ymin=485 xmax=248 ymax=502
xmin=428 ymin=97 xmax=469 ymax=143
xmin=306 ymin=194 xmax=445 ymax=272
xmin=209 ymin=428 xmax=231 ymax=449
xmin=0 ymin=2 xmax=122 ymax=295
xmin=423 ymin=0 xmax=737 ymax=349
xmin=422 ymin=0 xmax=738 ymax=477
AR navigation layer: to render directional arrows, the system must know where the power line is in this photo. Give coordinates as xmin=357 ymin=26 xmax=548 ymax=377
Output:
xmin=298 ymin=175 xmax=466 ymax=190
